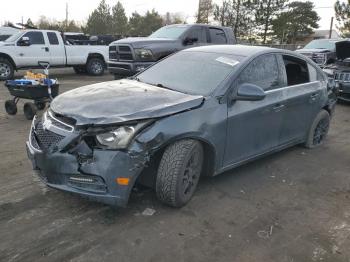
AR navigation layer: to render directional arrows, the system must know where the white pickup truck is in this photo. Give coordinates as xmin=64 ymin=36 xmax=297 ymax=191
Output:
xmin=0 ymin=29 xmax=108 ymax=80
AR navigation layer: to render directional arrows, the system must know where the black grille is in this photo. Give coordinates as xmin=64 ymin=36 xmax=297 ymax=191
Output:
xmin=109 ymin=45 xmax=133 ymax=61
xmin=119 ymin=46 xmax=131 ymax=52
xmin=335 ymin=72 xmax=350 ymax=82
xmin=47 ymin=112 xmax=74 ymax=132
xmin=32 ymin=121 xmax=65 ymax=150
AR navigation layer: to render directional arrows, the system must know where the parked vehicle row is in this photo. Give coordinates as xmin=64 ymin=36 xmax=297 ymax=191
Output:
xmin=26 ymin=45 xmax=337 ymax=207
xmin=0 ymin=29 xmax=108 ymax=80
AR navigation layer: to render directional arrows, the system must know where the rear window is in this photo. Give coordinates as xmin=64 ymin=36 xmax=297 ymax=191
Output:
xmin=137 ymin=51 xmax=244 ymax=95
xmin=209 ymin=28 xmax=227 ymax=44
xmin=47 ymin=32 xmax=59 ymax=45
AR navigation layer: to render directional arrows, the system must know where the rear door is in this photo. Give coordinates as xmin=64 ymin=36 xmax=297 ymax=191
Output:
xmin=224 ymin=53 xmax=285 ymax=167
xmin=46 ymin=32 xmax=65 ymax=66
xmin=276 ymin=54 xmax=325 ymax=144
xmin=15 ymin=31 xmax=51 ymax=67
xmin=209 ymin=27 xmax=227 ymax=45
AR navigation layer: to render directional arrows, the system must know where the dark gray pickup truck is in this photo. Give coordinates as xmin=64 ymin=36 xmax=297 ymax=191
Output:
xmin=108 ymin=24 xmax=236 ymax=78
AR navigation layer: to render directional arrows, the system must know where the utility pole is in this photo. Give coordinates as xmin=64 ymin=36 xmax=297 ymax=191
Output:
xmin=329 ymin=17 xmax=334 ymax=39
xmin=65 ymin=2 xmax=69 ymax=31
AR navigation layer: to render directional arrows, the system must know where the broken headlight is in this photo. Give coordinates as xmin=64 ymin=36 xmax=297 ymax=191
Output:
xmin=96 ymin=126 xmax=135 ymax=149
xmin=134 ymin=49 xmax=154 ymax=61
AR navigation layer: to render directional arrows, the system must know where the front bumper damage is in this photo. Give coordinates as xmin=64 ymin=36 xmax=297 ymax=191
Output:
xmin=26 ymin=115 xmax=149 ymax=207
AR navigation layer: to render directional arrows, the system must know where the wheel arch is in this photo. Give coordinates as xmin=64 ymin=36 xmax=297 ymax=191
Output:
xmin=86 ymin=53 xmax=106 ymax=66
xmin=0 ymin=53 xmax=16 ymax=69
xmin=136 ymin=134 xmax=217 ymax=188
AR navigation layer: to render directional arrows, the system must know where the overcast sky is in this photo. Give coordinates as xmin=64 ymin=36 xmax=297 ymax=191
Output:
xmin=0 ymin=0 xmax=336 ymax=30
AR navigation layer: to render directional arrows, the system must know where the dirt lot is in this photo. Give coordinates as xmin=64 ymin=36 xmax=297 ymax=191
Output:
xmin=0 ymin=69 xmax=350 ymax=262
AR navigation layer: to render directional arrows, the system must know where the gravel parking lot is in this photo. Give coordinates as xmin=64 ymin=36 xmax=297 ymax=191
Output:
xmin=0 ymin=69 xmax=350 ymax=262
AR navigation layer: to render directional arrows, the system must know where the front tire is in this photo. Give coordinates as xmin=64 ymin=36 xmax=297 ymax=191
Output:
xmin=86 ymin=58 xmax=105 ymax=76
xmin=304 ymin=110 xmax=330 ymax=148
xmin=0 ymin=58 xmax=14 ymax=81
xmin=156 ymin=139 xmax=204 ymax=207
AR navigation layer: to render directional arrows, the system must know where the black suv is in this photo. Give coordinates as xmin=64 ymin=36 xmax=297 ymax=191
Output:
xmin=108 ymin=24 xmax=236 ymax=79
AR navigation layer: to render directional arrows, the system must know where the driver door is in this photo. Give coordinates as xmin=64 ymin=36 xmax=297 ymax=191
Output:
xmin=223 ymin=54 xmax=285 ymax=167
xmin=15 ymin=31 xmax=51 ymax=67
xmin=183 ymin=26 xmax=208 ymax=48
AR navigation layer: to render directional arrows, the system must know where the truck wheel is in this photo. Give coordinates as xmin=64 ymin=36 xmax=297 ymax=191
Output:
xmin=304 ymin=110 xmax=330 ymax=149
xmin=5 ymin=100 xmax=17 ymax=115
xmin=156 ymin=139 xmax=204 ymax=207
xmin=86 ymin=58 xmax=104 ymax=76
xmin=73 ymin=66 xmax=87 ymax=74
xmin=0 ymin=58 xmax=14 ymax=81
xmin=23 ymin=102 xmax=37 ymax=120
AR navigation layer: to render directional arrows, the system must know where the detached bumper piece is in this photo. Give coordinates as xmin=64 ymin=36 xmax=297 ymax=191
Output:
xmin=26 ymin=115 xmax=145 ymax=207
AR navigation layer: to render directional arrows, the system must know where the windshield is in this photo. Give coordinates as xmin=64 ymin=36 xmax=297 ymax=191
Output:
xmin=304 ymin=40 xmax=337 ymax=50
xmin=149 ymin=25 xmax=189 ymax=39
xmin=137 ymin=51 xmax=244 ymax=95
xmin=4 ymin=31 xmax=23 ymax=42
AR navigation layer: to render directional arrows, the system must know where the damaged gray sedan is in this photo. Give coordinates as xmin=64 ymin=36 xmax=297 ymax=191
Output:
xmin=26 ymin=45 xmax=336 ymax=207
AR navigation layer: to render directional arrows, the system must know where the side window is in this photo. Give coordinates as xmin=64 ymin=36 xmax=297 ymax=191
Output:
xmin=21 ymin=32 xmax=45 ymax=45
xmin=47 ymin=32 xmax=59 ymax=45
xmin=186 ymin=27 xmax=207 ymax=43
xmin=209 ymin=28 xmax=227 ymax=44
xmin=237 ymin=54 xmax=282 ymax=91
xmin=282 ymin=55 xmax=310 ymax=86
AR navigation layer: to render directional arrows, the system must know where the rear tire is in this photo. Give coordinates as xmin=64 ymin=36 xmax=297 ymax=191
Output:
xmin=0 ymin=58 xmax=14 ymax=81
xmin=304 ymin=110 xmax=330 ymax=149
xmin=156 ymin=139 xmax=204 ymax=207
xmin=5 ymin=100 xmax=17 ymax=115
xmin=86 ymin=58 xmax=105 ymax=76
xmin=23 ymin=102 xmax=37 ymax=120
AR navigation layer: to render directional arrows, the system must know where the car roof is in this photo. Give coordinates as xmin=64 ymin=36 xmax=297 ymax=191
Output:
xmin=184 ymin=45 xmax=278 ymax=57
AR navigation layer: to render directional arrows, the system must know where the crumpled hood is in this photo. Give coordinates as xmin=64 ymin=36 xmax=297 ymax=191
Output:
xmin=336 ymin=40 xmax=350 ymax=60
xmin=50 ymin=79 xmax=204 ymax=126
xmin=113 ymin=37 xmax=175 ymax=49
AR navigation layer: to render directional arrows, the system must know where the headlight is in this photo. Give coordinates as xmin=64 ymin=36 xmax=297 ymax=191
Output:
xmin=134 ymin=49 xmax=154 ymax=61
xmin=323 ymin=68 xmax=334 ymax=77
xmin=96 ymin=126 xmax=135 ymax=149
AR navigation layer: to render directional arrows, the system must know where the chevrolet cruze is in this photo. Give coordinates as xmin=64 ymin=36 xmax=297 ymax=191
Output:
xmin=26 ymin=45 xmax=337 ymax=207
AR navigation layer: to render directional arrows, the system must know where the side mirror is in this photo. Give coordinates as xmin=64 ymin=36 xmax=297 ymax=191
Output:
xmin=18 ymin=36 xmax=30 ymax=46
xmin=236 ymin=83 xmax=266 ymax=101
xmin=183 ymin=37 xmax=198 ymax=45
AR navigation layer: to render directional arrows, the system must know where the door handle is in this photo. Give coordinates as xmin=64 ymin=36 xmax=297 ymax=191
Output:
xmin=310 ymin=93 xmax=319 ymax=99
xmin=272 ymin=104 xmax=285 ymax=112
xmin=42 ymin=47 xmax=49 ymax=52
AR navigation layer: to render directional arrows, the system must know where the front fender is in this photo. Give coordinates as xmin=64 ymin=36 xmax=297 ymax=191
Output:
xmin=130 ymin=98 xmax=228 ymax=174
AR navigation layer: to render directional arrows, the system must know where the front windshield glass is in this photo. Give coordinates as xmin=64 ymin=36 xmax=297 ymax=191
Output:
xmin=149 ymin=25 xmax=189 ymax=39
xmin=304 ymin=40 xmax=337 ymax=50
xmin=137 ymin=51 xmax=244 ymax=95
xmin=4 ymin=32 xmax=23 ymax=42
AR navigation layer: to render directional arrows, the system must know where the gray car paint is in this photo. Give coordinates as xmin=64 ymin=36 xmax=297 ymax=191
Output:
xmin=26 ymin=45 xmax=336 ymax=207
